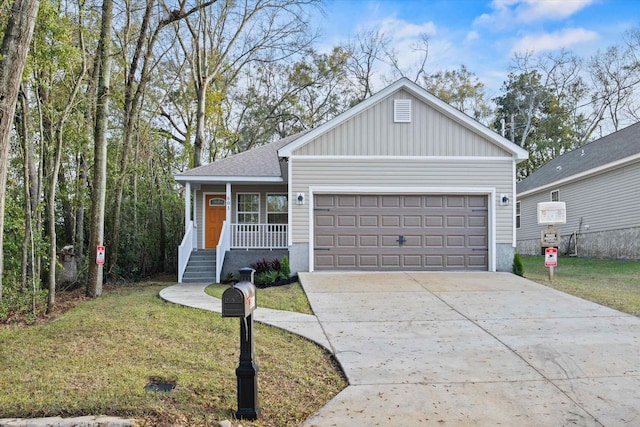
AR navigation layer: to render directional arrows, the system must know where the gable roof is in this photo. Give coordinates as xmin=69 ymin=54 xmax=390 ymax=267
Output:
xmin=278 ymin=77 xmax=529 ymax=161
xmin=174 ymin=131 xmax=308 ymax=183
xmin=517 ymin=122 xmax=640 ymax=195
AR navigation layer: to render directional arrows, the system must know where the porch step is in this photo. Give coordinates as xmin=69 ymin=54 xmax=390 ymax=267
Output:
xmin=182 ymin=250 xmax=217 ymax=283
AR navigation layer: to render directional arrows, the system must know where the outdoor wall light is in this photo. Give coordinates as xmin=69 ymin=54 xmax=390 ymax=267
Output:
xmin=500 ymin=194 xmax=510 ymax=206
xmin=296 ymin=193 xmax=305 ymax=205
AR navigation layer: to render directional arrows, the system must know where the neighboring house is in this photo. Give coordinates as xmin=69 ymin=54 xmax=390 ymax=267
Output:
xmin=516 ymin=122 xmax=640 ymax=259
xmin=174 ymin=78 xmax=528 ymax=283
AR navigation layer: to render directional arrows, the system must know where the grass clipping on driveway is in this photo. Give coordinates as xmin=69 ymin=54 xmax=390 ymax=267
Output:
xmin=0 ymin=283 xmax=346 ymax=426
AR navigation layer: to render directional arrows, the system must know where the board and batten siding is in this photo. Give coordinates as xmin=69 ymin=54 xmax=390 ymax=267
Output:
xmin=290 ymin=158 xmax=515 ymax=244
xmin=517 ymin=161 xmax=640 ymax=241
xmin=293 ymin=89 xmax=511 ymax=158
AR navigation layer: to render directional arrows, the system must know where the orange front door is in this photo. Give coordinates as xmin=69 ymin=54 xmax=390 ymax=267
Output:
xmin=205 ymin=195 xmax=226 ymax=248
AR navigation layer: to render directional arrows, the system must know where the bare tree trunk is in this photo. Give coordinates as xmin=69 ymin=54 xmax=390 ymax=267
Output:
xmin=18 ymin=87 xmax=34 ymax=291
xmin=87 ymin=0 xmax=113 ymax=297
xmin=0 ymin=0 xmax=40 ymax=303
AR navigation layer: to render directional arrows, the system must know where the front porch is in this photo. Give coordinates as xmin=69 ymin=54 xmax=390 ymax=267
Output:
xmin=178 ymin=221 xmax=288 ymax=283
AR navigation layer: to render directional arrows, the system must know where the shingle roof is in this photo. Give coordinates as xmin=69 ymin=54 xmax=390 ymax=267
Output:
xmin=517 ymin=122 xmax=640 ymax=194
xmin=175 ymin=131 xmax=309 ymax=180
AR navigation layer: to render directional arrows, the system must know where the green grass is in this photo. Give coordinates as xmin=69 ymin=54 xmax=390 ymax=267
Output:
xmin=206 ymin=282 xmax=313 ymax=315
xmin=521 ymin=255 xmax=640 ymax=316
xmin=0 ymin=282 xmax=346 ymax=426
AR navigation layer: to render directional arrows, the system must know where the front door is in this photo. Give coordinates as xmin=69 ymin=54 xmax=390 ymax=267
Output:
xmin=205 ymin=195 xmax=226 ymax=248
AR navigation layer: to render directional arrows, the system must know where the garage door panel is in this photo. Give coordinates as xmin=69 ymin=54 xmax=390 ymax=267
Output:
xmin=468 ymin=215 xmax=487 ymax=227
xmin=315 ymin=215 xmax=334 ymax=227
xmin=403 ymin=215 xmax=421 ymax=227
xmin=337 ymin=255 xmax=357 ymax=267
xmin=359 ymin=215 xmax=379 ymax=227
xmin=315 ymin=235 xmax=335 ymax=246
xmin=337 ymin=195 xmax=356 ymax=207
xmin=337 ymin=235 xmax=357 ymax=247
xmin=381 ymin=215 xmax=400 ymax=227
xmin=468 ymin=235 xmax=488 ymax=247
xmin=446 ymin=216 xmax=465 ymax=227
xmin=425 ymin=236 xmax=444 ymax=247
xmin=425 ymin=216 xmax=444 ymax=227
xmin=337 ymin=215 xmax=356 ymax=227
xmin=359 ymin=235 xmax=379 ymax=247
xmin=314 ymin=194 xmax=488 ymax=271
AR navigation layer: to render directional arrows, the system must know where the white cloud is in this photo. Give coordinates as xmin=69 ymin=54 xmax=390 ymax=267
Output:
xmin=511 ymin=27 xmax=599 ymax=53
xmin=465 ymin=31 xmax=480 ymax=42
xmin=475 ymin=0 xmax=598 ymax=29
xmin=378 ymin=16 xmax=436 ymax=40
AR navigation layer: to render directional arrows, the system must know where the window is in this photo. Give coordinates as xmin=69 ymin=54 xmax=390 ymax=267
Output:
xmin=551 ymin=190 xmax=559 ymax=202
xmin=267 ymin=194 xmax=288 ymax=224
xmin=516 ymin=201 xmax=521 ymax=229
xmin=237 ymin=194 xmax=259 ymax=224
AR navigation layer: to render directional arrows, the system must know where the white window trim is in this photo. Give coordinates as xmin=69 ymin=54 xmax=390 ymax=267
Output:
xmin=236 ymin=192 xmax=260 ymax=224
xmin=267 ymin=193 xmax=288 ymax=224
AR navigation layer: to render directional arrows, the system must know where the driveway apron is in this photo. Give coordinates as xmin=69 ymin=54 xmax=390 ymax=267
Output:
xmin=299 ymin=272 xmax=640 ymax=427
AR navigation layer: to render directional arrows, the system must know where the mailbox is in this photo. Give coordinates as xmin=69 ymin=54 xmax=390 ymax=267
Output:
xmin=222 ymin=281 xmax=256 ymax=318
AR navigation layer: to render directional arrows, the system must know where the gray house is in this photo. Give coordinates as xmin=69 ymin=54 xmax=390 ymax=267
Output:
xmin=516 ymin=122 xmax=640 ymax=259
xmin=175 ymin=78 xmax=528 ymax=282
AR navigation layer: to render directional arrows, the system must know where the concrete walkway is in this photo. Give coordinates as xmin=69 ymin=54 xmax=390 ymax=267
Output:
xmin=159 ymin=273 xmax=640 ymax=426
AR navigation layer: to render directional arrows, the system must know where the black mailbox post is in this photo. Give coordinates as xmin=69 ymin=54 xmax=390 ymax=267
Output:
xmin=221 ymin=268 xmax=259 ymax=420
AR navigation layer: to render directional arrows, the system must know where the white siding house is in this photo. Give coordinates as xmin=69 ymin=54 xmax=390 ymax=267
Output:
xmin=516 ymin=122 xmax=640 ymax=259
xmin=175 ymin=78 xmax=528 ymax=282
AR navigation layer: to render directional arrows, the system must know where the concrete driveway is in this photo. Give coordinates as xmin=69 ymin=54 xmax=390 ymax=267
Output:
xmin=298 ymin=272 xmax=640 ymax=427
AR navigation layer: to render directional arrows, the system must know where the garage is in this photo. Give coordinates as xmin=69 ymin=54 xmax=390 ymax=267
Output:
xmin=313 ymin=194 xmax=488 ymax=271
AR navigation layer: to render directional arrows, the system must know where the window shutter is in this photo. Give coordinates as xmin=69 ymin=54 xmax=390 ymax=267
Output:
xmin=394 ymin=99 xmax=411 ymax=123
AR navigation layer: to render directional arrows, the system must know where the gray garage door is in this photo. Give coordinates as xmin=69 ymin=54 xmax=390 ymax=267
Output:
xmin=314 ymin=194 xmax=488 ymax=271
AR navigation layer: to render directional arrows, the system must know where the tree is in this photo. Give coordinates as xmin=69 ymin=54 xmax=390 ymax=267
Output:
xmin=423 ymin=65 xmax=492 ymax=124
xmin=0 ymin=0 xmax=40 ymax=303
xmin=345 ymin=28 xmax=389 ymax=104
xmin=86 ymin=0 xmax=113 ymax=298
xmin=494 ymin=51 xmax=588 ymax=179
xmin=173 ymin=0 xmax=319 ymax=167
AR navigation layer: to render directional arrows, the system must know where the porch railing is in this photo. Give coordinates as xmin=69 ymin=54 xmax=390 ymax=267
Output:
xmin=230 ymin=223 xmax=288 ymax=249
xmin=216 ymin=220 xmax=231 ymax=283
xmin=177 ymin=220 xmax=197 ymax=283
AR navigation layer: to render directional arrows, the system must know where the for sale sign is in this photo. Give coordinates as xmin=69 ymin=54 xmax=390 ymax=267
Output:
xmin=96 ymin=246 xmax=106 ymax=265
xmin=544 ymin=247 xmax=557 ymax=267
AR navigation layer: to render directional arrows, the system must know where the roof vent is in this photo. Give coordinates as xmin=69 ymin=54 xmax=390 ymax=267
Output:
xmin=394 ymin=99 xmax=411 ymax=123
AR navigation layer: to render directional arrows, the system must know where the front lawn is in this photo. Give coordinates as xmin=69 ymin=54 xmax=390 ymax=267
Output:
xmin=0 ymin=281 xmax=346 ymax=426
xmin=520 ymin=255 xmax=640 ymax=316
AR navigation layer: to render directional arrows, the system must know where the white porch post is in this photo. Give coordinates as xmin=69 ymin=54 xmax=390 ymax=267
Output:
xmin=185 ymin=182 xmax=191 ymax=233
xmin=226 ymin=182 xmax=232 ymax=221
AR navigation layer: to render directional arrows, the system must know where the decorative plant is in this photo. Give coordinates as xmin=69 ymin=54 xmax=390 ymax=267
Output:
xmin=512 ymin=253 xmax=525 ymax=277
xmin=250 ymin=256 xmax=292 ymax=286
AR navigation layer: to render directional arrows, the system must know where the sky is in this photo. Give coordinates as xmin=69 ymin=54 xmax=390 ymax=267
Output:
xmin=312 ymin=0 xmax=640 ymax=98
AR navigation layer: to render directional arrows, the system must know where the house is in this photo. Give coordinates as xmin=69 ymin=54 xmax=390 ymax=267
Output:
xmin=516 ymin=122 xmax=640 ymax=259
xmin=174 ymin=78 xmax=528 ymax=283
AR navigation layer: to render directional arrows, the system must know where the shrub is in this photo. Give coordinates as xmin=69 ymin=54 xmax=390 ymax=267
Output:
xmin=250 ymin=258 xmax=272 ymax=275
xmin=280 ymin=255 xmax=290 ymax=277
xmin=513 ymin=253 xmax=525 ymax=277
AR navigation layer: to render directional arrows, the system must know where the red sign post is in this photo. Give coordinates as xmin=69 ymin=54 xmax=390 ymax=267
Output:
xmin=545 ymin=247 xmax=557 ymax=280
xmin=96 ymin=246 xmax=106 ymax=265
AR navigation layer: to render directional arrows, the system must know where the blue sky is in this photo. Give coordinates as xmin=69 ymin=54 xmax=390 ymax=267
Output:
xmin=313 ymin=0 xmax=640 ymax=97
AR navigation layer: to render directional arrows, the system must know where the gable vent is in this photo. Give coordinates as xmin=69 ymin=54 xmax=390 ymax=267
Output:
xmin=394 ymin=99 xmax=412 ymax=123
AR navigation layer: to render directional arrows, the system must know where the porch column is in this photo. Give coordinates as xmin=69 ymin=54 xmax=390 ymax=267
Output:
xmin=226 ymin=182 xmax=232 ymax=222
xmin=185 ymin=181 xmax=191 ymax=233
